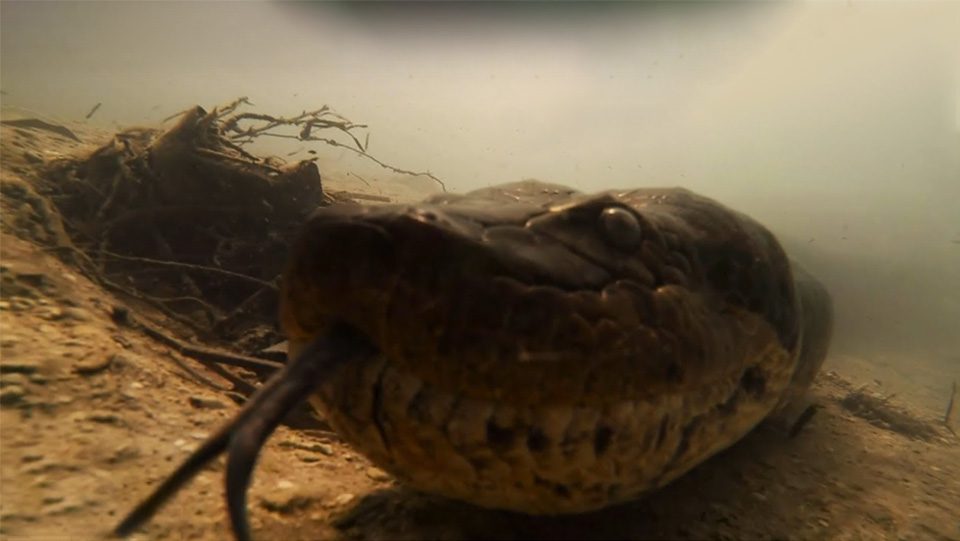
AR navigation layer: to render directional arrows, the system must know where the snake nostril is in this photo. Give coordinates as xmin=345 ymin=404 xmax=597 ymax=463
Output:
xmin=740 ymin=366 xmax=766 ymax=397
xmin=593 ymin=426 xmax=613 ymax=456
xmin=526 ymin=427 xmax=550 ymax=453
xmin=664 ymin=360 xmax=684 ymax=383
xmin=485 ymin=420 xmax=516 ymax=452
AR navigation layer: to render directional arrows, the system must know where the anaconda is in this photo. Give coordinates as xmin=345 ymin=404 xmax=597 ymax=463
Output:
xmin=116 ymin=180 xmax=833 ymax=539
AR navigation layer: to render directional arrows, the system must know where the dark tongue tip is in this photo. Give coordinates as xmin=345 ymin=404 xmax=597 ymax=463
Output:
xmin=114 ymin=323 xmax=376 ymax=539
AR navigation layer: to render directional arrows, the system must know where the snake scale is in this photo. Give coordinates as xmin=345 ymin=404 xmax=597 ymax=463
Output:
xmin=116 ymin=180 xmax=833 ymax=539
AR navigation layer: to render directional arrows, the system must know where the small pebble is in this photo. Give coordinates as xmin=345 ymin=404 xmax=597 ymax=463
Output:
xmin=332 ymin=493 xmax=355 ymax=507
xmin=44 ymin=498 xmax=84 ymax=516
xmin=188 ymin=396 xmax=227 ymax=410
xmin=81 ymin=410 xmax=122 ymax=425
xmin=315 ymin=443 xmax=334 ymax=456
xmin=112 ymin=334 xmax=133 ymax=349
xmin=298 ymin=454 xmax=321 ymax=463
xmin=1 ymin=373 xmax=29 ymax=387
xmin=107 ymin=444 xmax=140 ymax=464
xmin=19 ymin=459 xmax=77 ymax=475
xmin=109 ymin=353 xmax=131 ymax=369
xmin=60 ymin=307 xmax=91 ymax=322
xmin=37 ymin=306 xmax=64 ymax=320
xmin=0 ymin=511 xmax=38 ymax=523
xmin=72 ymin=354 xmax=114 ymax=375
xmin=31 ymin=475 xmax=52 ymax=489
xmin=0 ymin=385 xmax=26 ymax=405
xmin=365 ymin=467 xmax=391 ymax=482
xmin=0 ymin=360 xmax=39 ymax=375
xmin=279 ymin=440 xmax=334 ymax=456
xmin=10 ymin=297 xmax=35 ymax=311
xmin=259 ymin=492 xmax=314 ymax=514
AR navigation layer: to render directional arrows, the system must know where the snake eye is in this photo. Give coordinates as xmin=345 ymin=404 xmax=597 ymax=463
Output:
xmin=599 ymin=207 xmax=642 ymax=250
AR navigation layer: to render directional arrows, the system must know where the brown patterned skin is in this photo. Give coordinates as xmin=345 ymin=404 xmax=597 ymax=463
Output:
xmin=280 ymin=180 xmax=833 ymax=514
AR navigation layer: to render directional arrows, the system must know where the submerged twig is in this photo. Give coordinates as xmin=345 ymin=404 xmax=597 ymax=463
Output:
xmin=85 ymin=102 xmax=102 ymax=120
xmin=1 ymin=118 xmax=81 ymax=142
xmin=789 ymin=404 xmax=822 ymax=438
xmin=214 ymin=99 xmax=446 ymax=191
xmin=99 ymin=250 xmax=277 ymax=291
xmin=161 ymin=108 xmax=193 ymax=123
xmin=309 ymin=135 xmax=447 ymax=192
xmin=121 ymin=310 xmax=282 ymax=374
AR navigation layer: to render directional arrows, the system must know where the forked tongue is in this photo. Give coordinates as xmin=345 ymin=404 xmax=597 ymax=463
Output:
xmin=114 ymin=323 xmax=376 ymax=541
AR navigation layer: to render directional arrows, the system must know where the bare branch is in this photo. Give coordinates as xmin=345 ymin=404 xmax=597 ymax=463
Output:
xmin=99 ymin=250 xmax=278 ymax=291
xmin=209 ymin=98 xmax=446 ymax=191
xmin=310 ymin=136 xmax=447 ymax=192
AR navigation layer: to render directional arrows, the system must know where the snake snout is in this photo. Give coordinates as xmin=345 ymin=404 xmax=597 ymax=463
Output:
xmin=280 ymin=202 xmax=503 ymax=345
xmin=281 ymin=209 xmax=399 ymax=341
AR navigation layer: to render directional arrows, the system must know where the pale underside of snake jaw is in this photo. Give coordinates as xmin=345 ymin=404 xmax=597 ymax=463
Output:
xmin=281 ymin=180 xmax=831 ymax=514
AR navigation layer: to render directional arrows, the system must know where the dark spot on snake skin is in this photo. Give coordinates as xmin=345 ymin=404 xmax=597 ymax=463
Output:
xmin=468 ymin=456 xmax=491 ymax=472
xmin=655 ymin=415 xmax=669 ymax=449
xmin=533 ymin=475 xmax=572 ymax=499
xmin=740 ymin=366 xmax=766 ymax=397
xmin=527 ymin=427 xmax=550 ymax=453
xmin=649 ymin=416 xmax=703 ymax=490
xmin=673 ymin=418 xmax=698 ymax=461
xmin=370 ymin=367 xmax=391 ymax=452
xmin=593 ymin=425 xmax=613 ymax=456
xmin=706 ymin=258 xmax=734 ymax=290
xmin=664 ymin=359 xmax=684 ymax=383
xmin=405 ymin=388 xmax=429 ymax=422
xmin=485 ymin=419 xmax=517 ymax=452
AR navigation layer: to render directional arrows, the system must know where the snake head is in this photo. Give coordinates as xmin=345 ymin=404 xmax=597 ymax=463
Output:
xmin=281 ymin=181 xmax=799 ymax=405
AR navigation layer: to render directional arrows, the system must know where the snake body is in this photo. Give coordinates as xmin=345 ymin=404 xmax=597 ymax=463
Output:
xmin=280 ymin=180 xmax=833 ymax=514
